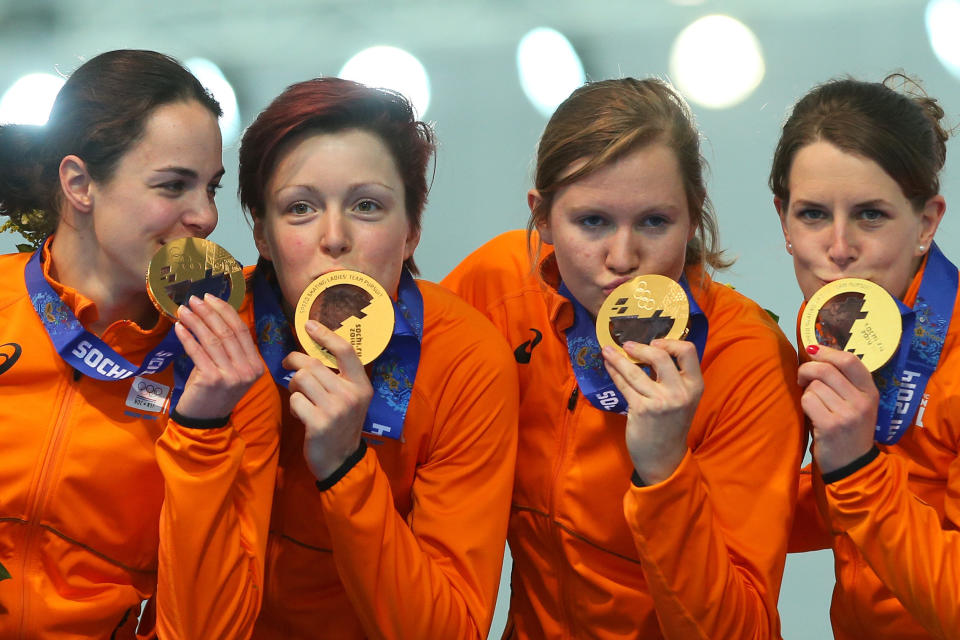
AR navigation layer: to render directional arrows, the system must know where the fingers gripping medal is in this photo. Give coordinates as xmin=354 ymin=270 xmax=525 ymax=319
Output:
xmin=596 ymin=274 xmax=689 ymax=363
xmin=294 ymin=270 xmax=395 ymax=368
xmin=146 ymin=237 xmax=245 ymax=318
xmin=800 ymin=278 xmax=901 ymax=372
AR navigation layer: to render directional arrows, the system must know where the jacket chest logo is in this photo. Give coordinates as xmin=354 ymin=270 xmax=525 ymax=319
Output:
xmin=514 ymin=328 xmax=543 ymax=364
xmin=0 ymin=342 xmax=22 ymax=376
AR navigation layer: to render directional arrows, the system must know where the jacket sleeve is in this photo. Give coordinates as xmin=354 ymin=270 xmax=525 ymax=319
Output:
xmin=153 ymin=370 xmax=281 ymax=640
xmin=787 ymin=463 xmax=833 ymax=553
xmin=822 ymin=449 xmax=960 ymax=639
xmin=317 ymin=333 xmax=519 ymax=640
xmin=623 ymin=328 xmax=805 ymax=640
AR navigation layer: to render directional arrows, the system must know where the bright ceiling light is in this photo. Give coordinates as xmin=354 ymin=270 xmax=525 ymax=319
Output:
xmin=926 ymin=0 xmax=960 ymax=79
xmin=186 ymin=58 xmax=241 ymax=146
xmin=517 ymin=27 xmax=585 ymax=118
xmin=340 ymin=46 xmax=431 ymax=118
xmin=0 ymin=73 xmax=65 ymax=125
xmin=669 ymin=15 xmax=765 ymax=109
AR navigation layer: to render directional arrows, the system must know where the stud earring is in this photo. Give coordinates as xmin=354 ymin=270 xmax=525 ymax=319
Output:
xmin=786 ymin=241 xmax=793 ymax=254
xmin=919 ymin=244 xmax=926 ymax=253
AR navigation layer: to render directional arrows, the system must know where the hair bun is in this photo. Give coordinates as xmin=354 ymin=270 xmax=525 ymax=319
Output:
xmin=884 ymin=72 xmax=950 ymax=170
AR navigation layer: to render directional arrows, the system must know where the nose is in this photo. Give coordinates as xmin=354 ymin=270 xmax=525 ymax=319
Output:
xmin=182 ymin=193 xmax=218 ymax=238
xmin=604 ymin=227 xmax=638 ymax=275
xmin=318 ymin=210 xmax=351 ymax=258
xmin=827 ymin=219 xmax=856 ymax=269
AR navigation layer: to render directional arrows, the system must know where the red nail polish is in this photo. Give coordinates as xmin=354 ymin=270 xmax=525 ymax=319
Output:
xmin=806 ymin=344 xmax=819 ymax=355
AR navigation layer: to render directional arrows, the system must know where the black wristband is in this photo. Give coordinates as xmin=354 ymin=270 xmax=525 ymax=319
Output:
xmin=821 ymin=446 xmax=881 ymax=484
xmin=170 ymin=409 xmax=231 ymax=430
xmin=315 ymin=440 xmax=368 ymax=492
xmin=630 ymin=469 xmax=646 ymax=488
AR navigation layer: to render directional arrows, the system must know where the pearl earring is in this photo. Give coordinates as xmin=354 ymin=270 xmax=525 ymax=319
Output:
xmin=919 ymin=244 xmax=926 ymax=253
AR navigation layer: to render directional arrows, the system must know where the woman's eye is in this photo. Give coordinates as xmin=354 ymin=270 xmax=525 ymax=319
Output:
xmin=577 ymin=215 xmax=607 ymax=229
xmin=287 ymin=202 xmax=314 ymax=216
xmin=207 ymin=183 xmax=222 ymax=199
xmin=354 ymin=199 xmax=382 ymax=214
xmin=639 ymin=215 xmax=668 ymax=228
xmin=797 ymin=208 xmax=827 ymax=222
xmin=858 ymin=208 xmax=886 ymax=222
xmin=160 ymin=181 xmax=186 ymax=195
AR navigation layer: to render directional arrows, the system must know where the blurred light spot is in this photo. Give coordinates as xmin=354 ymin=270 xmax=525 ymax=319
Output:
xmin=517 ymin=27 xmax=585 ymax=118
xmin=669 ymin=15 xmax=765 ymax=109
xmin=0 ymin=73 xmax=65 ymax=125
xmin=926 ymin=0 xmax=960 ymax=79
xmin=340 ymin=46 xmax=431 ymax=117
xmin=186 ymin=58 xmax=241 ymax=145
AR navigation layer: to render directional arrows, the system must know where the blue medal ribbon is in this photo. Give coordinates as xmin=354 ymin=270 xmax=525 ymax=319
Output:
xmin=253 ymin=267 xmax=423 ymax=441
xmin=558 ymin=274 xmax=708 ymax=413
xmin=873 ymin=243 xmax=957 ymax=444
xmin=24 ymin=239 xmax=183 ymax=384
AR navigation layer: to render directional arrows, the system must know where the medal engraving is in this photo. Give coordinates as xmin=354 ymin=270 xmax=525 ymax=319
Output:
xmin=146 ymin=238 xmax=244 ymax=318
xmin=595 ymin=274 xmax=689 ymax=363
xmin=800 ymin=278 xmax=902 ymax=372
xmin=295 ymin=270 xmax=395 ymax=367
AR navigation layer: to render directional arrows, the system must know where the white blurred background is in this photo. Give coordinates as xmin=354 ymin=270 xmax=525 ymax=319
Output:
xmin=3 ymin=1 xmax=959 ymax=637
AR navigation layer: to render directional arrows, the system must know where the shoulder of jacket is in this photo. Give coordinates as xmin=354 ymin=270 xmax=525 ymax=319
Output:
xmin=0 ymin=251 xmax=29 ymax=307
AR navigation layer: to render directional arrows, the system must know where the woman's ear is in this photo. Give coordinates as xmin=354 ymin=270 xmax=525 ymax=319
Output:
xmin=253 ymin=215 xmax=272 ymax=261
xmin=58 ymin=155 xmax=94 ymax=215
xmin=917 ymin=194 xmax=946 ymax=255
xmin=529 ymin=189 xmax=553 ymax=244
xmin=775 ymin=197 xmax=792 ymax=250
xmin=403 ymin=225 xmax=421 ymax=262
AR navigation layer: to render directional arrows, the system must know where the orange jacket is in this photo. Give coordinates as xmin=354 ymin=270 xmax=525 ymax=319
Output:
xmin=443 ymin=230 xmax=805 ymax=639
xmin=251 ymin=279 xmax=518 ymax=640
xmin=789 ymin=257 xmax=960 ymax=640
xmin=0 ymin=244 xmax=280 ymax=640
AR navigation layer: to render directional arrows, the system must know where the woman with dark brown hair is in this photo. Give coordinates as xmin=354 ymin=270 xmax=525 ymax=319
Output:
xmin=775 ymin=75 xmax=960 ymax=639
xmin=444 ymin=77 xmax=805 ymax=639
xmin=0 ymin=50 xmax=280 ymax=639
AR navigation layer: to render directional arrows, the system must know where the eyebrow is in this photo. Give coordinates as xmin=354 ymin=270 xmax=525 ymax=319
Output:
xmin=154 ymin=166 xmax=226 ymax=181
xmin=272 ymin=181 xmax=396 ymax=198
xmin=791 ymin=198 xmax=892 ymax=209
xmin=565 ymin=203 xmax=681 ymax=216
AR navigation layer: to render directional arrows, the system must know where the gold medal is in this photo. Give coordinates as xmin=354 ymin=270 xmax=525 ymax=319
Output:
xmin=595 ymin=274 xmax=689 ymax=363
xmin=294 ymin=270 xmax=395 ymax=368
xmin=800 ymin=278 xmax=902 ymax=372
xmin=146 ymin=237 xmax=245 ymax=319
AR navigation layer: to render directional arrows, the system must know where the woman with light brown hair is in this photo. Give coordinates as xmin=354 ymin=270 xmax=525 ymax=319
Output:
xmin=444 ymin=77 xmax=805 ymax=638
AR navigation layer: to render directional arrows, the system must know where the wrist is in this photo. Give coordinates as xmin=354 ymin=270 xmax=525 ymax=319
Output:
xmin=813 ymin=438 xmax=876 ymax=476
xmin=315 ymin=440 xmax=368 ymax=491
xmin=170 ymin=408 xmax=230 ymax=429
xmin=820 ymin=446 xmax=881 ymax=484
xmin=630 ymin=447 xmax=687 ymax=486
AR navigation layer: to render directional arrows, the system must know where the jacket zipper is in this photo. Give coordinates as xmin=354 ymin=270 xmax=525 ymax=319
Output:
xmin=547 ymin=382 xmax=579 ymax=637
xmin=17 ymin=373 xmax=79 ymax=638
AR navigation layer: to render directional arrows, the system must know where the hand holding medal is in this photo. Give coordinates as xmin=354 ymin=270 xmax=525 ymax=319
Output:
xmin=282 ymin=270 xmax=395 ymax=480
xmin=796 ymin=278 xmax=900 ymax=474
xmin=146 ymin=237 xmax=263 ymax=420
xmin=595 ymin=275 xmax=704 ymax=484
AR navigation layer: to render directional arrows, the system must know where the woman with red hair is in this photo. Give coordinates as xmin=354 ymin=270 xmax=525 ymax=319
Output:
xmin=238 ymin=77 xmax=519 ymax=639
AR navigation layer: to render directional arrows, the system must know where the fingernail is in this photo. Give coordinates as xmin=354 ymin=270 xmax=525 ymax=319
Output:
xmin=203 ymin=293 xmax=215 ymax=302
xmin=806 ymin=344 xmax=819 ymax=355
xmin=189 ymin=295 xmax=202 ymax=305
xmin=178 ymin=305 xmax=192 ymax=316
xmin=305 ymin=320 xmax=320 ymax=332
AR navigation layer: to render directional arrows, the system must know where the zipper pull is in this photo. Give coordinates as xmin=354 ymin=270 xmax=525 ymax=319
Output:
xmin=567 ymin=387 xmax=578 ymax=411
